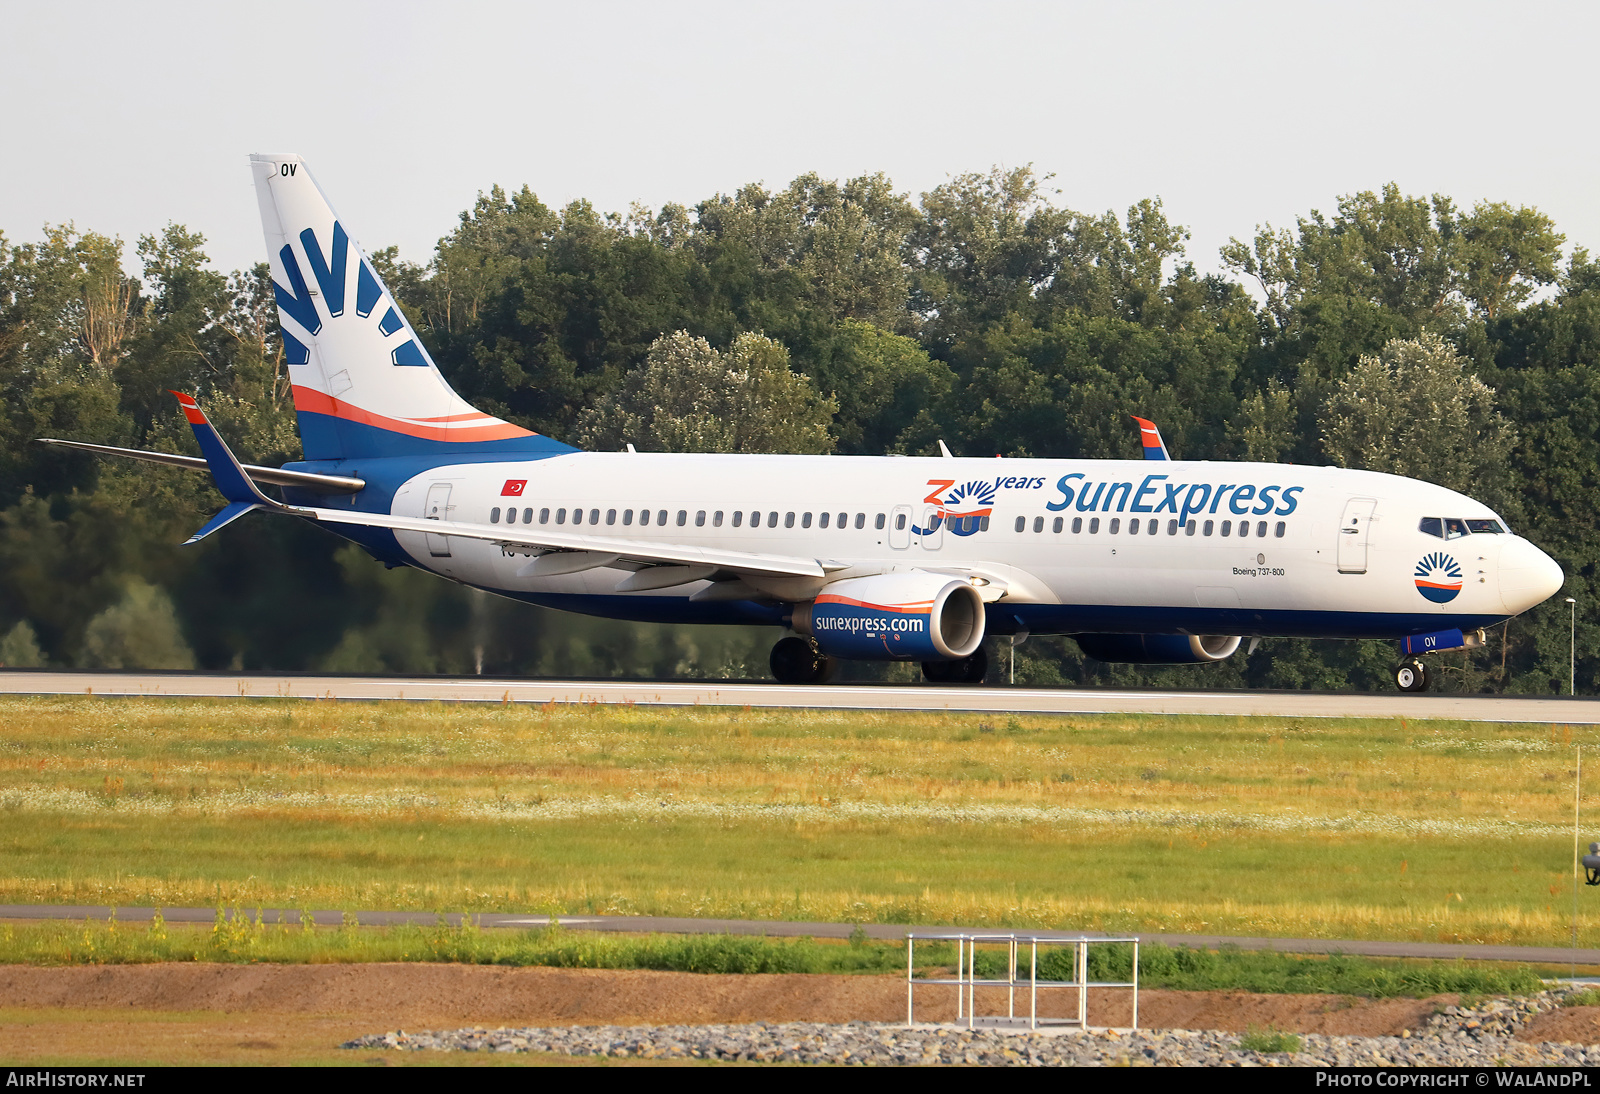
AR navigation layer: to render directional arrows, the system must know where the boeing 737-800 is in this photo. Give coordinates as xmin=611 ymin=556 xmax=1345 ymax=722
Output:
xmin=43 ymin=156 xmax=1566 ymax=691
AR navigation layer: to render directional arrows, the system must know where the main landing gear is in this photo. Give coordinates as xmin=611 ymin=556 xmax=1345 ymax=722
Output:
xmin=1394 ymin=656 xmax=1431 ymax=693
xmin=770 ymin=636 xmax=838 ymax=685
xmin=922 ymin=647 xmax=988 ymax=685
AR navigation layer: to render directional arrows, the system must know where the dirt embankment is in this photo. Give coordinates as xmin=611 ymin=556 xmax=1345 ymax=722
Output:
xmin=0 ymin=963 xmax=1457 ymax=1038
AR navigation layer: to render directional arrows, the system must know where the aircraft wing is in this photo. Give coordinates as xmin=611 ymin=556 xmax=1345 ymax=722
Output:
xmin=295 ymin=505 xmax=833 ymax=580
xmin=164 ymin=391 xmax=832 ymax=582
xmin=36 ymin=438 xmax=366 ymax=494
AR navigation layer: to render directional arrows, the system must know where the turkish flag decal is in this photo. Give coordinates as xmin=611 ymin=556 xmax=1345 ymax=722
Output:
xmin=501 ymin=480 xmax=527 ymax=496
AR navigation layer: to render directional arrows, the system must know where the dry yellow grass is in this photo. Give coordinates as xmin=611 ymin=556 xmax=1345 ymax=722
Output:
xmin=0 ymin=696 xmax=1594 ymax=945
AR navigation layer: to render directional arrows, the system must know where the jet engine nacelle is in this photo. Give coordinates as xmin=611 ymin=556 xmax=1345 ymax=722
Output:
xmin=792 ymin=572 xmax=985 ymax=662
xmin=1074 ymin=633 xmax=1242 ymax=664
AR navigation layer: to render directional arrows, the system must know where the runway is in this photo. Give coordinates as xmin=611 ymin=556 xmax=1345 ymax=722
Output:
xmin=0 ymin=669 xmax=1597 ymax=722
xmin=3 ymin=905 xmax=1595 ymax=967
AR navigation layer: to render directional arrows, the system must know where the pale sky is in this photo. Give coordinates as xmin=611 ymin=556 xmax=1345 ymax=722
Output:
xmin=4 ymin=0 xmax=1597 ymax=282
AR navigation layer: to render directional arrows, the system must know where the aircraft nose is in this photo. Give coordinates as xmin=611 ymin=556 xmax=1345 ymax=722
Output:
xmin=1499 ymin=537 xmax=1564 ymax=614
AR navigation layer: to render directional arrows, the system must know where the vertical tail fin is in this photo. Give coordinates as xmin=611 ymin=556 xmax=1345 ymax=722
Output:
xmin=249 ymin=155 xmax=574 ymax=462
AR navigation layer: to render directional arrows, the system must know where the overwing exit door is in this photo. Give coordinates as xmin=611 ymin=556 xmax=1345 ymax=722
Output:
xmin=1337 ymin=497 xmax=1376 ymax=574
xmin=889 ymin=504 xmax=912 ymax=549
xmin=424 ymin=482 xmax=453 ymax=557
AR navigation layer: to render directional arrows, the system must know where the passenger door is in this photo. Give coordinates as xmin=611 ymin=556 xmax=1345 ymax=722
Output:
xmin=424 ymin=482 xmax=453 ymax=558
xmin=1337 ymin=497 xmax=1376 ymax=574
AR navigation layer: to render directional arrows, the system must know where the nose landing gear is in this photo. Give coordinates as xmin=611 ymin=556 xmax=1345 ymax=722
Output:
xmin=770 ymin=636 xmax=837 ymax=685
xmin=1394 ymin=656 xmax=1431 ymax=692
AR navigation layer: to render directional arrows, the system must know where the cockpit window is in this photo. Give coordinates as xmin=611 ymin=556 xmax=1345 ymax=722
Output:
xmin=1466 ymin=519 xmax=1505 ymax=534
xmin=1443 ymin=518 xmax=1469 ymax=539
xmin=1419 ymin=517 xmax=1443 ymax=538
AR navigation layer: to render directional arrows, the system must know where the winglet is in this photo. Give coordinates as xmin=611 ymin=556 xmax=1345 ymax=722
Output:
xmin=170 ymin=391 xmax=284 ymax=543
xmin=1131 ymin=416 xmax=1170 ymax=461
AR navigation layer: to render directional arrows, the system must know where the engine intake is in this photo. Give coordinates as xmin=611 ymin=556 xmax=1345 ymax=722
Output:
xmin=1074 ymin=633 xmax=1242 ymax=664
xmin=793 ymin=572 xmax=985 ymax=661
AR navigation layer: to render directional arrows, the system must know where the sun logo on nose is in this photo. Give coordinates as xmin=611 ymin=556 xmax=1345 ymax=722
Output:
xmin=1415 ymin=552 xmax=1463 ymax=603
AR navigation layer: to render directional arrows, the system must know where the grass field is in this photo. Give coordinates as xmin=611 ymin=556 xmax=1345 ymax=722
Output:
xmin=1 ymin=695 xmax=1597 ymax=946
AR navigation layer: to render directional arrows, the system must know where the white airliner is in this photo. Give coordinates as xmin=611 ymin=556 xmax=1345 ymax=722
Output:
xmin=44 ymin=156 xmax=1566 ymax=691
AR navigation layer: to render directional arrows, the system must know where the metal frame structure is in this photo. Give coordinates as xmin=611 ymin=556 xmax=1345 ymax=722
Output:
xmin=905 ymin=932 xmax=1139 ymax=1031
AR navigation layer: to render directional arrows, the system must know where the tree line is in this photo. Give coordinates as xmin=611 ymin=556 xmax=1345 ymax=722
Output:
xmin=0 ymin=168 xmax=1591 ymax=692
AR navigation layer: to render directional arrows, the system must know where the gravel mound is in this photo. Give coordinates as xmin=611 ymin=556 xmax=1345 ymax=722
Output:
xmin=342 ymin=989 xmax=1600 ymax=1066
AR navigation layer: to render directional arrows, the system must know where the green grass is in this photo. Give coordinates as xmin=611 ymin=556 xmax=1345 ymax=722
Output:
xmin=1238 ymin=1026 xmax=1302 ymax=1053
xmin=0 ymin=696 xmax=1596 ymax=946
xmin=0 ymin=916 xmax=1550 ymax=997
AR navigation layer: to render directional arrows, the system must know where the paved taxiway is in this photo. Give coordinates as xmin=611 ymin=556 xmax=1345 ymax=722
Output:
xmin=4 ymin=905 xmax=1596 ymax=967
xmin=1 ymin=669 xmax=1596 ymax=722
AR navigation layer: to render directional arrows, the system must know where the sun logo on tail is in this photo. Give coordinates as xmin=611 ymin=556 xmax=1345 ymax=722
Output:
xmin=1414 ymin=551 xmax=1463 ymax=603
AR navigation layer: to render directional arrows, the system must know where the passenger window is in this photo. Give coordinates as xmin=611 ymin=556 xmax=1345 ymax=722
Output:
xmin=713 ymin=511 xmax=724 ymax=527
xmin=658 ymin=510 xmax=668 ymax=526
xmin=1034 ymin=516 xmax=1044 ymax=533
xmin=540 ymin=508 xmax=550 ymax=524
xmin=1089 ymin=517 xmax=1100 ymax=534
xmin=894 ymin=513 xmax=906 ymax=531
xmin=677 ymin=510 xmax=688 ymax=527
xmin=802 ymin=513 xmax=812 ymax=528
xmin=1014 ymin=516 xmax=1025 ymax=533
xmin=1052 ymin=516 xmax=1064 ymax=533
xmin=1419 ymin=516 xmax=1444 ymax=538
xmin=576 ymin=509 xmax=587 ymax=526
xmin=980 ymin=516 xmax=990 ymax=531
xmin=769 ymin=512 xmax=779 ymax=528
xmin=589 ymin=509 xmax=599 ymax=525
xmin=639 ymin=509 xmax=650 ymax=526
xmin=1186 ymin=520 xmax=1197 ymax=536
xmin=1275 ymin=521 xmax=1286 ymax=538
xmin=838 ymin=512 xmax=848 ymax=528
xmin=1238 ymin=520 xmax=1249 ymax=538
xmin=1220 ymin=520 xmax=1230 ymax=537
xmin=695 ymin=510 xmax=706 ymax=527
xmin=1108 ymin=518 xmax=1120 ymax=534
xmin=506 ymin=507 xmax=517 ymax=524
xmin=1147 ymin=519 xmax=1158 ymax=535
xmin=1444 ymin=518 xmax=1468 ymax=539
xmin=732 ymin=511 xmax=742 ymax=528
xmin=607 ymin=509 xmax=617 ymax=525
xmin=1072 ymin=517 xmax=1082 ymax=534
xmin=784 ymin=512 xmax=794 ymax=529
xmin=819 ymin=512 xmax=830 ymax=529
xmin=1255 ymin=520 xmax=1266 ymax=537
xmin=856 ymin=513 xmax=866 ymax=529
xmin=875 ymin=514 xmax=886 ymax=530
xmin=1127 ymin=517 xmax=1139 ymax=535
xmin=1203 ymin=520 xmax=1214 ymax=536
xmin=490 ymin=507 xmax=501 ymax=523
xmin=556 ymin=508 xmax=567 ymax=525
xmin=1465 ymin=519 xmax=1503 ymax=534
xmin=623 ymin=509 xmax=633 ymax=526
xmin=1167 ymin=519 xmax=1178 ymax=536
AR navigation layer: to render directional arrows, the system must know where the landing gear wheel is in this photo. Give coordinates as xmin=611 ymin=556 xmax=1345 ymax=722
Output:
xmin=1395 ymin=657 xmax=1430 ymax=693
xmin=921 ymin=646 xmax=988 ymax=685
xmin=770 ymin=636 xmax=835 ymax=684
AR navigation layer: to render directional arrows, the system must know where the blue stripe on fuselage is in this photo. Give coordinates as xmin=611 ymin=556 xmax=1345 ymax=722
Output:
xmin=295 ymin=410 xmax=576 ymax=463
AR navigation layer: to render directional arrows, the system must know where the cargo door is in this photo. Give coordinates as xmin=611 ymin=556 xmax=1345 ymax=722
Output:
xmin=1337 ymin=497 xmax=1376 ymax=574
xmin=424 ymin=482 xmax=453 ymax=557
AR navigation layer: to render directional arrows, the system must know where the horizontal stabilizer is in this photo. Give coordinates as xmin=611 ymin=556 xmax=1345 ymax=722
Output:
xmin=36 ymin=438 xmax=365 ymax=494
xmin=185 ymin=501 xmax=264 ymax=545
